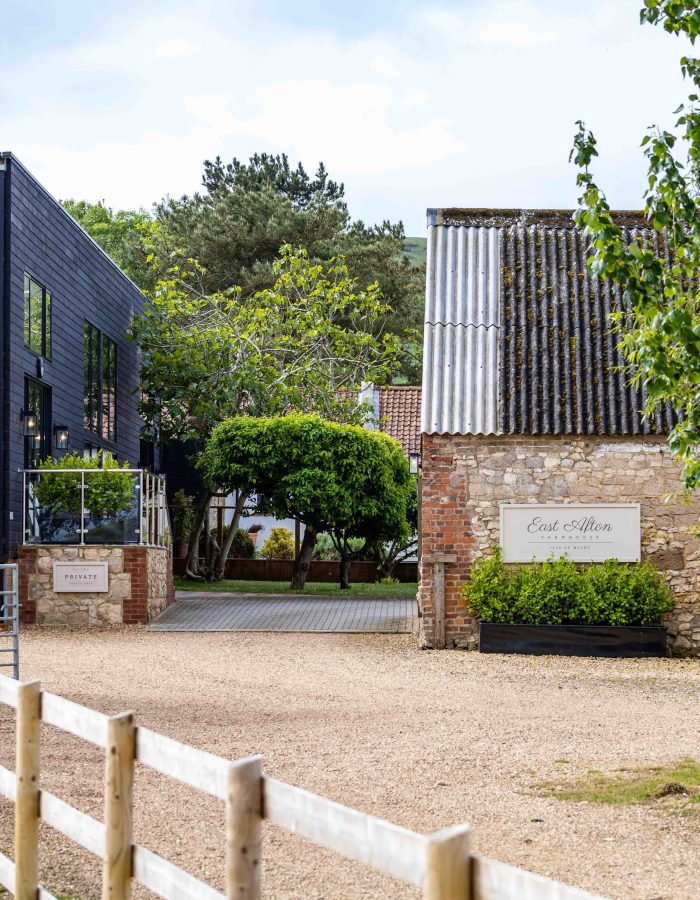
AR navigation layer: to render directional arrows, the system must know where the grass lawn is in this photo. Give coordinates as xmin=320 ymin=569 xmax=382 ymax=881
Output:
xmin=174 ymin=577 xmax=417 ymax=598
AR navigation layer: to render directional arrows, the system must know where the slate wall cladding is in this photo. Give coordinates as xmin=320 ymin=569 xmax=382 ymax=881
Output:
xmin=1 ymin=154 xmax=151 ymax=557
xmin=418 ymin=434 xmax=700 ymax=654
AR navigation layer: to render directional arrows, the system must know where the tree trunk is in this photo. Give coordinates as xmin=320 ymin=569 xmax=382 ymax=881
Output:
xmin=212 ymin=491 xmax=249 ymax=581
xmin=290 ymin=526 xmax=316 ymax=590
xmin=184 ymin=490 xmax=214 ymax=580
xmin=339 ymin=556 xmax=351 ymax=590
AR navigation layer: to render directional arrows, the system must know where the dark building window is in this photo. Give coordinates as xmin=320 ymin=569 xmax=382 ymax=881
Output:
xmin=84 ymin=322 xmax=117 ymax=441
xmin=24 ymin=274 xmax=52 ymax=359
xmin=24 ymin=378 xmax=51 ymax=468
xmin=139 ymin=438 xmax=155 ymax=471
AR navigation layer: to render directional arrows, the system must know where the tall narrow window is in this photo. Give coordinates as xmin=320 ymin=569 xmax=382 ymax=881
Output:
xmin=83 ymin=322 xmax=117 ymax=441
xmin=24 ymin=378 xmax=51 ymax=468
xmin=84 ymin=323 xmax=99 ymax=433
xmin=24 ymin=274 xmax=52 ymax=359
xmin=102 ymin=336 xmax=117 ymax=442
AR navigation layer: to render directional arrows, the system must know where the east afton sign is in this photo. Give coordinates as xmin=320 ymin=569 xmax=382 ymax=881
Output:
xmin=53 ymin=562 xmax=109 ymax=593
xmin=500 ymin=504 xmax=641 ymax=563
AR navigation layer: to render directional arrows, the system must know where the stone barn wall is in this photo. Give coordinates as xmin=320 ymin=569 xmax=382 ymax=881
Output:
xmin=18 ymin=545 xmax=174 ymax=626
xmin=418 ymin=434 xmax=700 ymax=653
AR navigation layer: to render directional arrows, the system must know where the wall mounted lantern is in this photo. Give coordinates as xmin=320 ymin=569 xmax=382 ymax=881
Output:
xmin=21 ymin=410 xmax=38 ymax=437
xmin=54 ymin=425 xmax=70 ymax=450
xmin=408 ymin=452 xmax=421 ymax=475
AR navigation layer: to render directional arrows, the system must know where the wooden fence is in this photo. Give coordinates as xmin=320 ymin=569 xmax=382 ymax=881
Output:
xmin=173 ymin=557 xmax=419 ymax=583
xmin=0 ymin=674 xmax=604 ymax=900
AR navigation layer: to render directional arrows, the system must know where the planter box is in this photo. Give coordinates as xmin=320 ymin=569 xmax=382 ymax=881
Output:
xmin=478 ymin=623 xmax=667 ymax=658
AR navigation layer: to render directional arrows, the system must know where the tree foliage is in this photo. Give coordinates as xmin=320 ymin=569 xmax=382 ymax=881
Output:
xmin=134 ymin=247 xmax=399 ymax=581
xmin=61 ymin=199 xmax=158 ymax=290
xmin=154 ymin=153 xmax=424 ymax=380
xmin=571 ymin=0 xmax=700 ymax=492
xmin=200 ymin=415 xmax=413 ymax=588
xmin=260 ymin=527 xmax=296 ymax=560
xmin=131 ymin=245 xmax=398 ymax=444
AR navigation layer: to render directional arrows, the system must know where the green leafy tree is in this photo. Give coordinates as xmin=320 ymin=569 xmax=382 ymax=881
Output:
xmin=61 ymin=199 xmax=158 ymax=290
xmin=570 ymin=1 xmax=700 ymax=493
xmin=154 ymin=153 xmax=424 ymax=379
xmin=369 ymin=479 xmax=418 ymax=580
xmin=133 ymin=247 xmax=399 ymax=581
xmin=200 ymin=415 xmax=413 ymax=589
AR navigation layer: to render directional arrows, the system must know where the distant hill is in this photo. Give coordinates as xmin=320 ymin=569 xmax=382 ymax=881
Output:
xmin=403 ymin=237 xmax=427 ymax=268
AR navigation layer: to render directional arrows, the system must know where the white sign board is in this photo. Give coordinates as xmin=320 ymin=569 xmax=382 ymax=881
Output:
xmin=500 ymin=504 xmax=641 ymax=563
xmin=53 ymin=562 xmax=109 ymax=593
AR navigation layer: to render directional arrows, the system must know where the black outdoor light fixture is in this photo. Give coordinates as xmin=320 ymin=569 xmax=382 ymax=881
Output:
xmin=408 ymin=452 xmax=421 ymax=475
xmin=21 ymin=409 xmax=38 ymax=438
xmin=54 ymin=425 xmax=70 ymax=450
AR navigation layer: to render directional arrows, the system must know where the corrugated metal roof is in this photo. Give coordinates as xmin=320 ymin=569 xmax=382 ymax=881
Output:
xmin=420 ymin=208 xmax=675 ymax=437
xmin=421 ymin=223 xmax=500 ymax=434
xmin=499 ymin=223 xmax=674 ymax=435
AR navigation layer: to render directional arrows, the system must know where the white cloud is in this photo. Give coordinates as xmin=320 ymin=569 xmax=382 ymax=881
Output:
xmin=185 ymin=80 xmax=467 ymax=174
xmin=371 ymin=55 xmax=401 ymax=78
xmin=403 ymin=89 xmax=429 ymax=108
xmin=155 ymin=38 xmax=202 ymax=59
xmin=477 ymin=22 xmax=558 ymax=46
xmin=3 ymin=1 xmax=696 ymax=233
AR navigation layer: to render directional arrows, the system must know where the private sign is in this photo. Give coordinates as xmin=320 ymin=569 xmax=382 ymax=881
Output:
xmin=53 ymin=562 xmax=109 ymax=593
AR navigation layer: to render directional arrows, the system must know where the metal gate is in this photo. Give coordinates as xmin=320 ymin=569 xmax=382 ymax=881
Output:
xmin=0 ymin=564 xmax=19 ymax=680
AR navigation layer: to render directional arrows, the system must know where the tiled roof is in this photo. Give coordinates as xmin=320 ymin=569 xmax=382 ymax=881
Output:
xmin=421 ymin=208 xmax=675 ymax=436
xmin=378 ymin=386 xmax=421 ymax=454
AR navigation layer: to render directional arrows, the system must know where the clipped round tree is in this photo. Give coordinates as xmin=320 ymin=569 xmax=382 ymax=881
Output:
xmin=200 ymin=414 xmax=412 ymax=589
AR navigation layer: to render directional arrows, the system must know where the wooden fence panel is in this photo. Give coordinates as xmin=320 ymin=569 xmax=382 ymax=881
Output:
xmin=0 ymin=674 xmax=605 ymax=900
xmin=173 ymin=557 xmax=418 ymax=583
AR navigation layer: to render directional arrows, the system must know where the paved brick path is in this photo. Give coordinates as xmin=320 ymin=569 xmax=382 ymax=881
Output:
xmin=149 ymin=592 xmax=418 ymax=634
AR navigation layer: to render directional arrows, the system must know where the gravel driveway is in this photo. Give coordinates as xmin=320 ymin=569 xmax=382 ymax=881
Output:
xmin=0 ymin=627 xmax=698 ymax=899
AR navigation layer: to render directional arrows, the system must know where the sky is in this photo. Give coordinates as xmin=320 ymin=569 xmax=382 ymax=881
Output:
xmin=1 ymin=0 xmax=694 ymax=235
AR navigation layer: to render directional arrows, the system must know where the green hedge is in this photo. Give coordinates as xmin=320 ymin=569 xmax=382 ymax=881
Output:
xmin=462 ymin=551 xmax=673 ymax=627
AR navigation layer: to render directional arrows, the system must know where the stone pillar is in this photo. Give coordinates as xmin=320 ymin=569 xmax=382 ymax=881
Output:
xmin=18 ymin=545 xmax=173 ymax=626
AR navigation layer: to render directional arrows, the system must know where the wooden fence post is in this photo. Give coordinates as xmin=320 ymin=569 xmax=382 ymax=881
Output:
xmin=14 ymin=680 xmax=41 ymax=900
xmin=103 ymin=712 xmax=135 ymax=900
xmin=226 ymin=756 xmax=263 ymax=900
xmin=423 ymin=554 xmax=457 ymax=650
xmin=423 ymin=824 xmax=471 ymax=900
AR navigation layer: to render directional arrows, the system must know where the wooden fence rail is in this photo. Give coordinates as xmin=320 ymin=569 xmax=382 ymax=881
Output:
xmin=0 ymin=674 xmax=605 ymax=900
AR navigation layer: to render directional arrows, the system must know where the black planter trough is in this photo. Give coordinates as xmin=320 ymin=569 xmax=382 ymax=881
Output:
xmin=478 ymin=623 xmax=667 ymax=658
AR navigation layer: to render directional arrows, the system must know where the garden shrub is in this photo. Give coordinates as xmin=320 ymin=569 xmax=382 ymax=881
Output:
xmin=260 ymin=527 xmax=295 ymax=560
xmin=462 ymin=550 xmax=673 ymax=626
xmin=225 ymin=528 xmax=256 ymax=559
xmin=34 ymin=452 xmax=134 ymax=518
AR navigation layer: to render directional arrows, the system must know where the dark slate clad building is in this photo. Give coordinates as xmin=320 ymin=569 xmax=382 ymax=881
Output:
xmin=419 ymin=208 xmax=699 ymax=654
xmin=0 ymin=152 xmax=156 ymax=559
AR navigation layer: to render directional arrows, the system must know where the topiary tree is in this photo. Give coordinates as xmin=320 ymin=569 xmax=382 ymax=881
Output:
xmin=34 ymin=452 xmax=134 ymax=518
xmin=260 ymin=527 xmax=295 ymax=560
xmin=200 ymin=414 xmax=413 ymax=589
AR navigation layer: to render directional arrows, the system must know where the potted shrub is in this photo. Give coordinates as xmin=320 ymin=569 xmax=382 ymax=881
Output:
xmin=33 ymin=452 xmax=135 ymax=542
xmin=246 ymin=522 xmax=263 ymax=549
xmin=171 ymin=489 xmax=194 ymax=559
xmin=463 ymin=551 xmax=673 ymax=657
